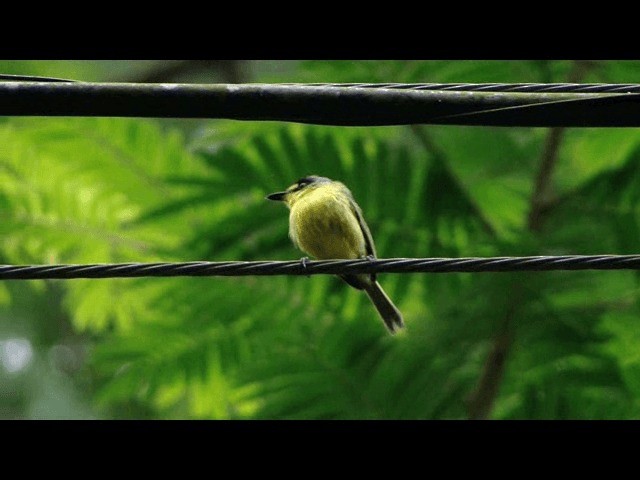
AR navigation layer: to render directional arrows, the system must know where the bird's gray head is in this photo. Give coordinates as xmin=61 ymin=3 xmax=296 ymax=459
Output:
xmin=266 ymin=175 xmax=333 ymax=202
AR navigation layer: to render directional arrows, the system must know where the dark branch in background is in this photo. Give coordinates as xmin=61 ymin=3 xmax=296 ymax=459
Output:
xmin=410 ymin=125 xmax=497 ymax=237
xmin=528 ymin=128 xmax=565 ymax=231
xmin=528 ymin=62 xmax=594 ymax=232
xmin=466 ymin=330 xmax=513 ymax=419
xmin=1 ymin=81 xmax=640 ymax=126
xmin=2 ymin=255 xmax=640 ymax=280
xmin=466 ymin=61 xmax=596 ymax=420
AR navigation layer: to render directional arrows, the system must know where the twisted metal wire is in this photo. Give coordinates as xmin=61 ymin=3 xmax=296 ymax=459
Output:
xmin=293 ymin=83 xmax=640 ymax=94
xmin=2 ymin=79 xmax=640 ymax=126
xmin=2 ymin=75 xmax=639 ymax=93
xmin=2 ymin=255 xmax=640 ymax=280
xmin=0 ymin=74 xmax=77 ymax=83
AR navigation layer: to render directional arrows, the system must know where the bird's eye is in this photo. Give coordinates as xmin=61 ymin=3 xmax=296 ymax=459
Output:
xmin=297 ymin=181 xmax=308 ymax=188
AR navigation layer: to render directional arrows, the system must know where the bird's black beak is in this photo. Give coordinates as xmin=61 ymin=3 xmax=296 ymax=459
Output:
xmin=266 ymin=191 xmax=286 ymax=201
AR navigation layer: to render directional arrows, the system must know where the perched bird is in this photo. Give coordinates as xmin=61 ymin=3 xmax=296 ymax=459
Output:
xmin=266 ymin=175 xmax=404 ymax=333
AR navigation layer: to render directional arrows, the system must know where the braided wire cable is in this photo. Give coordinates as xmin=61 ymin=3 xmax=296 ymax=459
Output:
xmin=2 ymin=255 xmax=640 ymax=280
xmin=0 ymin=74 xmax=77 ymax=83
xmin=2 ymin=80 xmax=640 ymax=126
xmin=289 ymin=83 xmax=640 ymax=94
xmin=2 ymin=76 xmax=638 ymax=93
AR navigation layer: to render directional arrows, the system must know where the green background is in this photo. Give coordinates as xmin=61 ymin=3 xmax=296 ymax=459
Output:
xmin=1 ymin=60 xmax=640 ymax=419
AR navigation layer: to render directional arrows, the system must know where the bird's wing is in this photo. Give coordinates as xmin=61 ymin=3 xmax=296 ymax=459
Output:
xmin=349 ymin=197 xmax=377 ymax=258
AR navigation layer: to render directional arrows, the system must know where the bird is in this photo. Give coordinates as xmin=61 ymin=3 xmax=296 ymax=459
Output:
xmin=266 ymin=175 xmax=404 ymax=334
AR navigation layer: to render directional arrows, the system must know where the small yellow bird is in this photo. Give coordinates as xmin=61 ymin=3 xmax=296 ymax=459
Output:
xmin=266 ymin=175 xmax=404 ymax=333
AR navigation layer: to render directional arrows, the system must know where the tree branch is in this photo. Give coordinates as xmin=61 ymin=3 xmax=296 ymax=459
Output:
xmin=465 ymin=60 xmax=597 ymax=420
xmin=528 ymin=127 xmax=566 ymax=231
xmin=409 ymin=125 xmax=497 ymax=238
xmin=528 ymin=61 xmax=596 ymax=231
xmin=466 ymin=330 xmax=512 ymax=420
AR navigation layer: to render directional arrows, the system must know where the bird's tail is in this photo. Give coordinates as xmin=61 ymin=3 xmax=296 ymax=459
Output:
xmin=364 ymin=281 xmax=404 ymax=334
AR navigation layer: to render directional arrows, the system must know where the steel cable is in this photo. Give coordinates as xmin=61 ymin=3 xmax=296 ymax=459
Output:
xmin=2 ymin=80 xmax=640 ymax=126
xmin=2 ymin=255 xmax=640 ymax=280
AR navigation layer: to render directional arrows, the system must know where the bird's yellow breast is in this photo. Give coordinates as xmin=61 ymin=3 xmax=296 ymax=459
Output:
xmin=288 ymin=186 xmax=366 ymax=260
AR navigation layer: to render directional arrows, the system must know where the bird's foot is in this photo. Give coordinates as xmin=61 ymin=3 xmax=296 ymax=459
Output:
xmin=300 ymin=256 xmax=311 ymax=277
xmin=365 ymin=255 xmax=377 ymax=280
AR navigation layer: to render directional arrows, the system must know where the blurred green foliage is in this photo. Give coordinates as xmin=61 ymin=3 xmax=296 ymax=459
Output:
xmin=1 ymin=60 xmax=640 ymax=419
